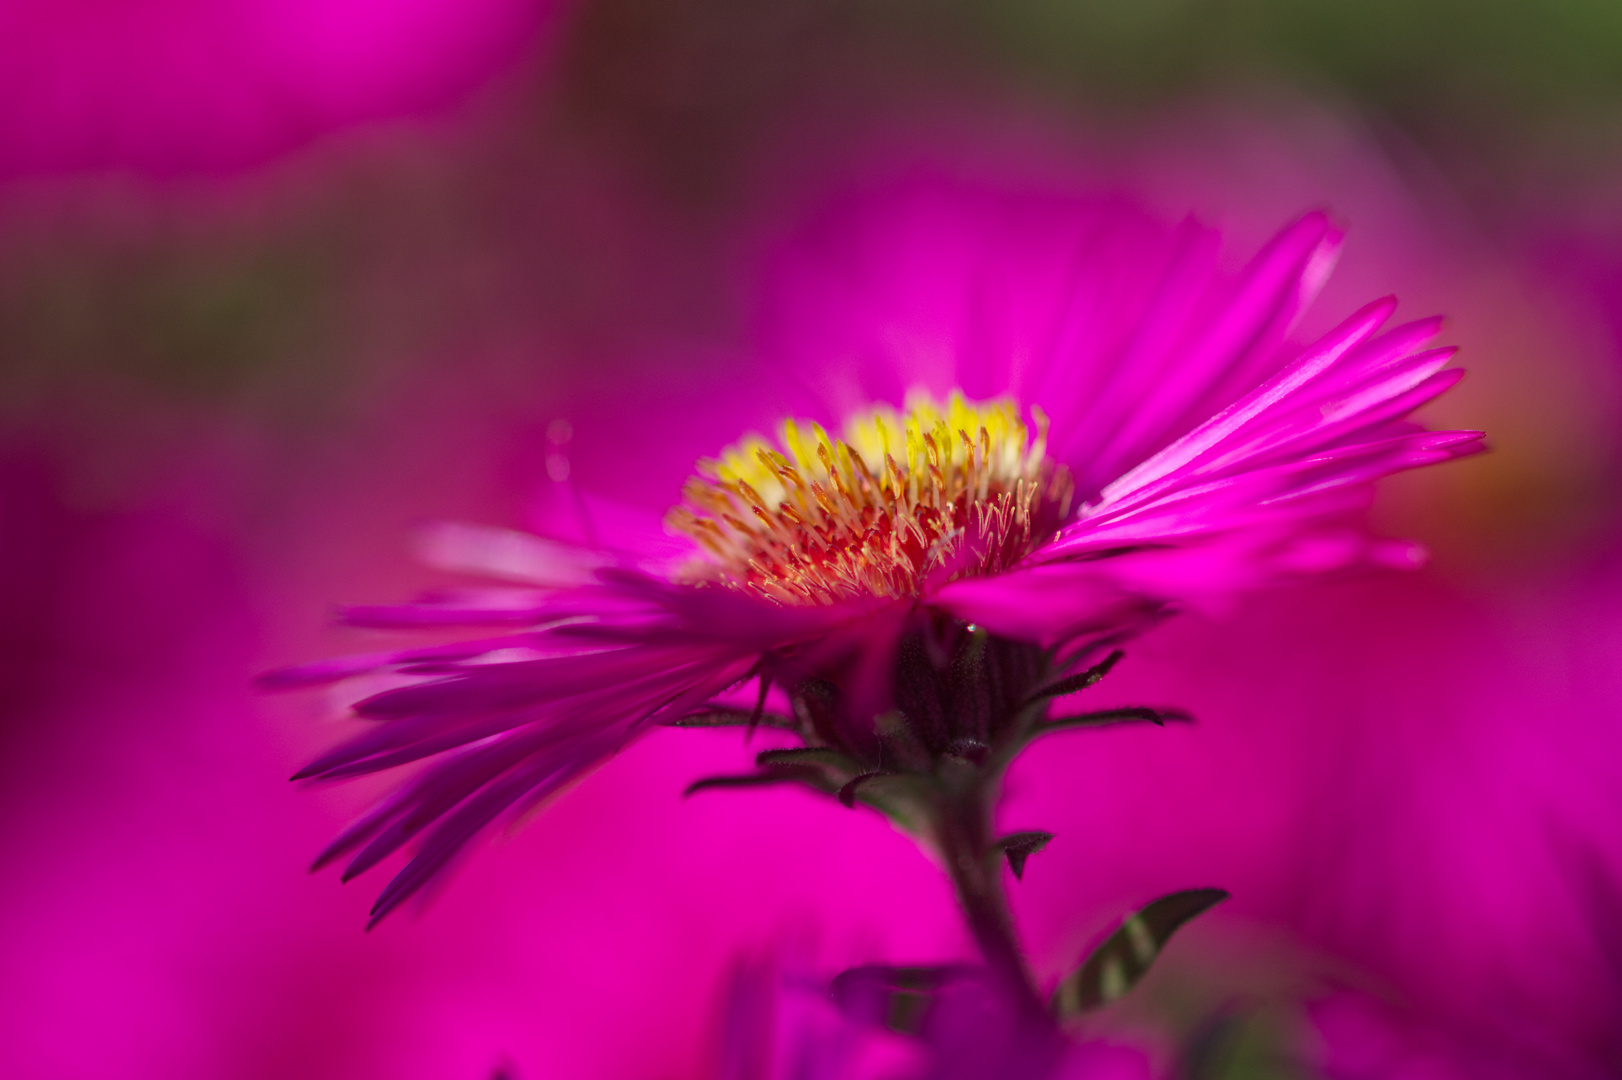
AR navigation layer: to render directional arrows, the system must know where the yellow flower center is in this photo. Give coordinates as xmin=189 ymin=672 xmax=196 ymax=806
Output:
xmin=668 ymin=390 xmax=1074 ymax=604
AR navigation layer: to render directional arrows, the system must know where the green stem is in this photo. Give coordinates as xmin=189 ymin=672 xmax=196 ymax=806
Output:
xmin=935 ymin=778 xmax=1052 ymax=1029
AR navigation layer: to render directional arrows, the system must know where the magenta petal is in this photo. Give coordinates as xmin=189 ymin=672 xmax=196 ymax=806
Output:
xmin=1079 ymin=213 xmax=1344 ymax=481
xmin=1045 ymin=218 xmax=1223 ymax=475
xmin=1096 ymin=296 xmax=1398 ymax=513
xmin=932 ymin=566 xmax=1164 ymax=648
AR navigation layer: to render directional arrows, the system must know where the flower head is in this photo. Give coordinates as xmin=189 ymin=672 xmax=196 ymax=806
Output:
xmin=269 ymin=187 xmax=1482 ymax=925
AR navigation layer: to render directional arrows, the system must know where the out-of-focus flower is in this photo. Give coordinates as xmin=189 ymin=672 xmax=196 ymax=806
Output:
xmin=711 ymin=953 xmax=1150 ymax=1080
xmin=0 ymin=0 xmax=550 ymax=176
xmin=269 ymin=184 xmax=1480 ymax=935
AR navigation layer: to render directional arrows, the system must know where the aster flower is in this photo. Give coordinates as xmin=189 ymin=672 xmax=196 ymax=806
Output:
xmin=268 ymin=189 xmax=1479 ymax=1019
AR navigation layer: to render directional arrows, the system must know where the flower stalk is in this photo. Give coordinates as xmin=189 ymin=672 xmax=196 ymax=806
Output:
xmin=934 ymin=773 xmax=1048 ymax=1024
xmin=677 ymin=628 xmax=1140 ymax=1018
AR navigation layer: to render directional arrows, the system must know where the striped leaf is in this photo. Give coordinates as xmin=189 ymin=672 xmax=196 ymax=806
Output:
xmin=1051 ymin=888 xmax=1229 ymax=1018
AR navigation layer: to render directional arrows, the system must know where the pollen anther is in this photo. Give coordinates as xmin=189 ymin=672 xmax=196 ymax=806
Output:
xmin=670 ymin=390 xmax=1074 ymax=604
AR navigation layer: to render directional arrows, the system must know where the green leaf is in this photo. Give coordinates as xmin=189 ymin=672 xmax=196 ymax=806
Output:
xmin=1051 ymin=888 xmax=1229 ymax=1018
xmin=1029 ymin=650 xmax=1125 ymax=702
xmin=995 ymin=830 xmax=1054 ymax=880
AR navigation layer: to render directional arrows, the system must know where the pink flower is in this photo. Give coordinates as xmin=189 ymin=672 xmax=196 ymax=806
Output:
xmin=711 ymin=954 xmax=1151 ymax=1080
xmin=269 ymin=181 xmax=1481 ymax=927
xmin=0 ymin=0 xmax=549 ymax=176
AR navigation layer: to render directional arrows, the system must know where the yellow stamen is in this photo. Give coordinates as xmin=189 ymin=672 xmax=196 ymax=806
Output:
xmin=669 ymin=390 xmax=1073 ymax=605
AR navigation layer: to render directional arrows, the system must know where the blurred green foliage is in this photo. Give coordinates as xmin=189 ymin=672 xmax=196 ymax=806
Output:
xmin=962 ymin=0 xmax=1622 ymax=114
xmin=555 ymin=0 xmax=1622 ymax=215
xmin=0 ymin=232 xmax=333 ymax=406
xmin=7 ymin=0 xmax=1622 ymax=406
xmin=949 ymin=0 xmax=1622 ymax=206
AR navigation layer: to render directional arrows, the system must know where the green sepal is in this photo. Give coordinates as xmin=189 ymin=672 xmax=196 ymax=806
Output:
xmin=1051 ymin=887 xmax=1229 ymax=1018
xmin=837 ymin=771 xmax=887 ymax=808
xmin=755 ymin=746 xmax=863 ymax=773
xmin=835 ymin=772 xmax=934 ymax=836
xmin=665 ymin=707 xmax=794 ymax=730
xmin=1028 ymin=649 xmax=1124 ymax=702
xmin=995 ymin=830 xmax=1054 ymax=880
xmin=1030 ymin=706 xmax=1193 ymax=741
xmin=874 ymin=709 xmax=934 ymax=773
xmin=669 ymin=670 xmax=789 ymax=730
xmin=682 ymin=766 xmax=827 ymax=798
